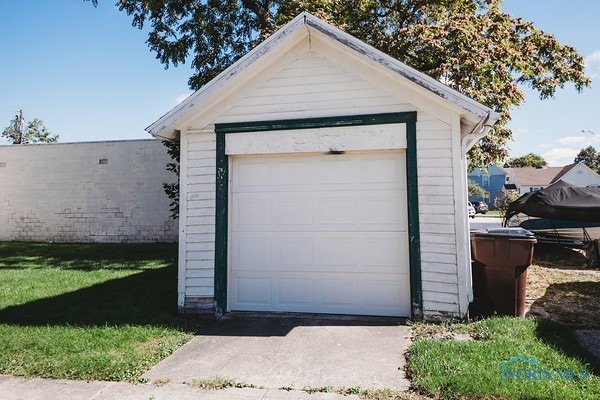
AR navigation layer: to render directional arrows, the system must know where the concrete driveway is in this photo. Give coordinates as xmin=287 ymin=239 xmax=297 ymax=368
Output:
xmin=143 ymin=312 xmax=411 ymax=391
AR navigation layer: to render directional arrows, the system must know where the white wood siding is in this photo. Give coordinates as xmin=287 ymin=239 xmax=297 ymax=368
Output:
xmin=214 ymin=50 xmax=415 ymax=124
xmin=416 ymin=112 xmax=461 ymax=316
xmin=183 ymin=132 xmax=217 ymax=297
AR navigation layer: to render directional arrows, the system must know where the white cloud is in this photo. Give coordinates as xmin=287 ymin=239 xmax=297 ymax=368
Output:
xmin=175 ymin=92 xmax=193 ymax=104
xmin=585 ymin=50 xmax=600 ymax=79
xmin=542 ymin=147 xmax=578 ymax=166
xmin=557 ymin=136 xmax=586 ymax=145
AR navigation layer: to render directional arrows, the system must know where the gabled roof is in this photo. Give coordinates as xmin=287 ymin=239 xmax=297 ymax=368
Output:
xmin=505 ymin=166 xmax=565 ymax=187
xmin=549 ymin=163 xmax=578 ymax=183
xmin=550 ymin=161 xmax=600 ymax=184
xmin=147 ymin=12 xmax=499 ymax=140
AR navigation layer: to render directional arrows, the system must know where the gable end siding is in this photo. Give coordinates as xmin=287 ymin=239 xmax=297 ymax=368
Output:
xmin=211 ymin=50 xmax=424 ymax=126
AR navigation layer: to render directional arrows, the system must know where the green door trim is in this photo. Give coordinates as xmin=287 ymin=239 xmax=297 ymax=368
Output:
xmin=213 ymin=111 xmax=422 ymax=319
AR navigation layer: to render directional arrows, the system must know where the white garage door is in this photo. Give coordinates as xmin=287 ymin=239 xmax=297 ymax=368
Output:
xmin=229 ymin=152 xmax=410 ymax=317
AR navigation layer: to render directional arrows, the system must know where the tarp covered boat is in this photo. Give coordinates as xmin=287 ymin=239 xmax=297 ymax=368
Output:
xmin=504 ymin=181 xmax=600 ymax=265
xmin=504 ymin=180 xmax=600 ymax=223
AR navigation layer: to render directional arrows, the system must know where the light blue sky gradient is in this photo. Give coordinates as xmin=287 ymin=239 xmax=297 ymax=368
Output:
xmin=1 ymin=0 xmax=599 ymax=166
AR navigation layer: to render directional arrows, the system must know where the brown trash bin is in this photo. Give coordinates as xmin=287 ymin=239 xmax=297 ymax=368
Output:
xmin=470 ymin=228 xmax=537 ymax=317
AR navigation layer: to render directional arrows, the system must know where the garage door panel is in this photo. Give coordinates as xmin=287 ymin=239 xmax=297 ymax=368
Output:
xmin=235 ymin=277 xmax=272 ymax=305
xmin=360 ymin=156 xmax=405 ymax=186
xmin=320 ymin=279 xmax=360 ymax=306
xmin=359 ymin=194 xmax=407 ymax=226
xmin=275 ymin=160 xmax=313 ymax=186
xmin=315 ymin=238 xmax=358 ymax=266
xmin=278 ymin=238 xmax=314 ymax=267
xmin=234 ymin=193 xmax=405 ymax=232
xmin=318 ymin=198 xmax=357 ymax=225
xmin=233 ymin=232 xmax=404 ymax=273
xmin=278 ymin=199 xmax=314 ymax=225
xmin=315 ymin=158 xmax=357 ymax=184
xmin=233 ymin=236 xmax=272 ymax=269
xmin=363 ymin=279 xmax=410 ymax=308
xmin=234 ymin=159 xmax=272 ymax=187
xmin=232 ymin=274 xmax=410 ymax=316
xmin=363 ymin=234 xmax=408 ymax=268
xmin=235 ymin=198 xmax=272 ymax=226
xmin=278 ymin=278 xmax=315 ymax=305
xmin=230 ymin=152 xmax=410 ymax=317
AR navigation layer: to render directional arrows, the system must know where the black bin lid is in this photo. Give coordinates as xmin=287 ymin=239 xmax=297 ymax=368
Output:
xmin=471 ymin=227 xmax=535 ymax=239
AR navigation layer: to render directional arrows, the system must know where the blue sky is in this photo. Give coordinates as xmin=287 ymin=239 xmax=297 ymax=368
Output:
xmin=1 ymin=1 xmax=599 ymax=166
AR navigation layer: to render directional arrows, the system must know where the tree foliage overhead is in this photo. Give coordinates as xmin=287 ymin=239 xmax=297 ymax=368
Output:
xmin=505 ymin=153 xmax=547 ymax=168
xmin=2 ymin=116 xmax=58 ymax=144
xmin=574 ymin=146 xmax=600 ymax=174
xmin=88 ymin=0 xmax=589 ymax=167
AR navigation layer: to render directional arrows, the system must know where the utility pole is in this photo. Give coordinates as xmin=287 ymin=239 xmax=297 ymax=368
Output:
xmin=15 ymin=109 xmax=25 ymax=144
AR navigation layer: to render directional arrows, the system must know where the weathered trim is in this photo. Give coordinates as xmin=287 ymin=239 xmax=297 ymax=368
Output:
xmin=213 ymin=132 xmax=228 ymax=318
xmin=216 ymin=113 xmax=417 ymax=134
xmin=405 ymin=117 xmax=423 ymax=320
xmin=214 ymin=112 xmax=422 ymax=319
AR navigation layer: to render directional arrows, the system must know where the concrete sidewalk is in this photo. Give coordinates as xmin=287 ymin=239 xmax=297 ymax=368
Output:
xmin=0 ymin=375 xmax=360 ymax=400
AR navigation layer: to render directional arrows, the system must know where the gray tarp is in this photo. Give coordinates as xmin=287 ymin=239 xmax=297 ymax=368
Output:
xmin=504 ymin=181 xmax=600 ymax=223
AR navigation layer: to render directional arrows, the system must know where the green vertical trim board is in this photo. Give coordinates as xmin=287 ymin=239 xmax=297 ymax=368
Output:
xmin=404 ymin=118 xmax=422 ymax=319
xmin=213 ymin=131 xmax=228 ymax=318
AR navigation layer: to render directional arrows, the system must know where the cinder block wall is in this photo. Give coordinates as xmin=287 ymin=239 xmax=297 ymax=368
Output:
xmin=0 ymin=139 xmax=177 ymax=243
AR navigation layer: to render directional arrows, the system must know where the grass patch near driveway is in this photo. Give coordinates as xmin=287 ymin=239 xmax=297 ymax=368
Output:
xmin=407 ymin=243 xmax=600 ymax=399
xmin=407 ymin=317 xmax=600 ymax=400
xmin=0 ymin=242 xmax=206 ymax=381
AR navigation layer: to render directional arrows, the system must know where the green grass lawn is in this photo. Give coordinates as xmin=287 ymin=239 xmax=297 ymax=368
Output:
xmin=0 ymin=242 xmax=205 ymax=381
xmin=406 ymin=243 xmax=600 ymax=399
xmin=407 ymin=317 xmax=600 ymax=400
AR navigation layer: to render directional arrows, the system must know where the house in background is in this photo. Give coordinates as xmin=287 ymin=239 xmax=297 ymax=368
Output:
xmin=469 ymin=162 xmax=600 ymax=207
xmin=468 ymin=165 xmax=507 ymax=206
xmin=550 ymin=162 xmax=600 ymax=188
xmin=147 ymin=12 xmax=499 ymax=320
xmin=505 ymin=162 xmax=600 ymax=194
xmin=504 ymin=166 xmax=564 ymax=194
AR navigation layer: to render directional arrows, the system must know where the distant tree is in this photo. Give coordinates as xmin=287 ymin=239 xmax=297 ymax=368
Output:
xmin=494 ymin=188 xmax=519 ymax=219
xmin=506 ymin=153 xmax=547 ymax=168
xmin=574 ymin=146 xmax=600 ymax=174
xmin=2 ymin=115 xmax=58 ymax=144
xmin=162 ymin=140 xmax=180 ymax=219
xmin=468 ymin=179 xmax=486 ymax=198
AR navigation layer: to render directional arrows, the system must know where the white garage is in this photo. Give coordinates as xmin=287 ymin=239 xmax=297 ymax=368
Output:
xmin=147 ymin=13 xmax=498 ymax=319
